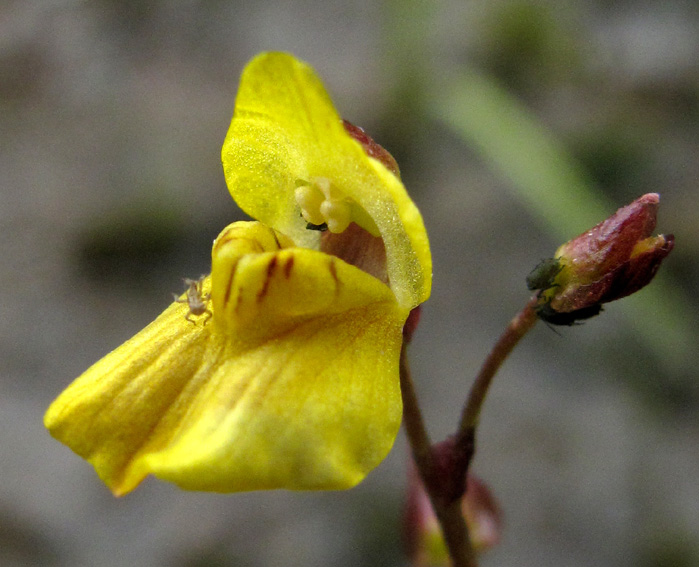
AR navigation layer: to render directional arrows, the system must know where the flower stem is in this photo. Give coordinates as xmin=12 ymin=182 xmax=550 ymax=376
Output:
xmin=401 ymin=297 xmax=539 ymax=566
xmin=400 ymin=345 xmax=477 ymax=567
xmin=458 ymin=296 xmax=539 ymax=434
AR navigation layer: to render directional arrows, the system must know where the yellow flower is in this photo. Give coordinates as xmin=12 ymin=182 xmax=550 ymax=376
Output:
xmin=44 ymin=52 xmax=432 ymax=496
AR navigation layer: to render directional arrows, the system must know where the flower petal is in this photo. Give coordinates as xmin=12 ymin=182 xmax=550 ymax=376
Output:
xmin=44 ymin=300 xmax=213 ymax=495
xmin=222 ymin=52 xmax=431 ymax=309
xmin=45 ymin=222 xmax=407 ymax=494
xmin=143 ymin=300 xmax=405 ymax=492
xmin=210 ymin=222 xmax=403 ymax=340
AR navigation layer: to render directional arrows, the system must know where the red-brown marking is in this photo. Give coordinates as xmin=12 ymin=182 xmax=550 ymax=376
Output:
xmin=328 ymin=259 xmax=340 ymax=296
xmin=257 ymin=256 xmax=278 ymax=302
xmin=235 ymin=286 xmax=244 ymax=313
xmin=223 ymin=262 xmax=239 ymax=307
xmin=283 ymin=255 xmax=295 ymax=279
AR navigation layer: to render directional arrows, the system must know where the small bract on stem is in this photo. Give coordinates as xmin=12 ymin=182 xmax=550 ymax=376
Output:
xmin=173 ymin=276 xmax=212 ymax=325
xmin=525 ymin=257 xmax=562 ymax=292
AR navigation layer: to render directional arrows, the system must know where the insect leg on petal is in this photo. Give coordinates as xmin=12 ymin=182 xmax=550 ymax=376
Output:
xmin=173 ymin=276 xmax=212 ymax=325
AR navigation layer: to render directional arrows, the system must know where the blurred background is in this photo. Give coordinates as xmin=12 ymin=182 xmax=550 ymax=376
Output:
xmin=1 ymin=1 xmax=697 ymax=566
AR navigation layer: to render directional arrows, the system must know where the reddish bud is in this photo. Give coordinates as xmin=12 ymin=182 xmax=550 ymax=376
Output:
xmin=343 ymin=119 xmax=401 ymax=177
xmin=404 ymin=465 xmax=502 ymax=566
xmin=461 ymin=475 xmax=502 ymax=553
xmin=528 ymin=193 xmax=674 ymax=325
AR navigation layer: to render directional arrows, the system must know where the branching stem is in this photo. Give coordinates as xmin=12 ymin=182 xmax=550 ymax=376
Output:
xmin=401 ymin=296 xmax=540 ymax=567
xmin=401 ymin=345 xmax=476 ymax=567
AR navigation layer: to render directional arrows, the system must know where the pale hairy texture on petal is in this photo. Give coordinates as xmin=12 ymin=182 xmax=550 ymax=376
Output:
xmin=222 ymin=52 xmax=431 ymax=308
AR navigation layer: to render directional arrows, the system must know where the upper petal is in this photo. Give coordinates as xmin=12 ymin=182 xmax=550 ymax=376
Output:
xmin=221 ymin=52 xmax=431 ymax=309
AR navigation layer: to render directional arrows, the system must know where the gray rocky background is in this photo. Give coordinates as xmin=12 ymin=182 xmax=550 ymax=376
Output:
xmin=1 ymin=1 xmax=698 ymax=566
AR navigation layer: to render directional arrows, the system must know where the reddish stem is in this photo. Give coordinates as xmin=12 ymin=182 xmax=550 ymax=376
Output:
xmin=401 ymin=297 xmax=540 ymax=567
xmin=401 ymin=345 xmax=477 ymax=567
xmin=459 ymin=296 xmax=539 ymax=433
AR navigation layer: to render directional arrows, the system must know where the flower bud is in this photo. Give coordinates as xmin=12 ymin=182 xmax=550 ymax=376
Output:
xmin=404 ymin=468 xmax=501 ymax=565
xmin=342 ymin=120 xmax=400 ymax=177
xmin=528 ymin=193 xmax=674 ymax=325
